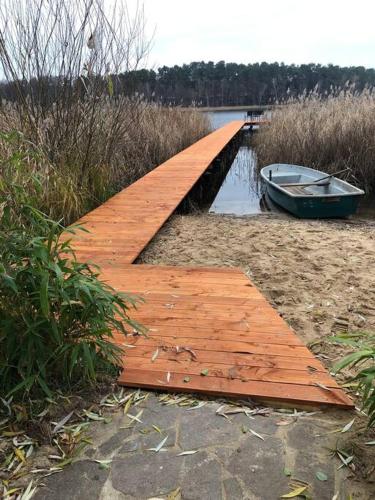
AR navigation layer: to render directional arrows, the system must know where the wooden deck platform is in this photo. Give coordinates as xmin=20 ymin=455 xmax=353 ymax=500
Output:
xmin=69 ymin=121 xmax=353 ymax=409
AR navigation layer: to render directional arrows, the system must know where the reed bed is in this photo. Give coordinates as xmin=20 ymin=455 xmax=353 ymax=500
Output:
xmin=0 ymin=103 xmax=210 ymax=225
xmin=253 ymin=89 xmax=375 ymax=193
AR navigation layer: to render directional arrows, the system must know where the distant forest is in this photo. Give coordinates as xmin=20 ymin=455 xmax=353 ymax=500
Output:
xmin=2 ymin=61 xmax=375 ymax=108
xmin=121 ymin=62 xmax=375 ymax=106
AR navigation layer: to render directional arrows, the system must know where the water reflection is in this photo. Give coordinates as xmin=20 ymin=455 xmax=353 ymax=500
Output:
xmin=209 ymin=139 xmax=265 ymax=215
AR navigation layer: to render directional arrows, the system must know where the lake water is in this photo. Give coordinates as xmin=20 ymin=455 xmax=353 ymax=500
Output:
xmin=207 ymin=110 xmax=247 ymax=129
xmin=206 ymin=111 xmax=265 ymax=215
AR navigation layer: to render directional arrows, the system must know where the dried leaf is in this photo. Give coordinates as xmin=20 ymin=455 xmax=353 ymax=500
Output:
xmin=283 ymin=467 xmax=292 ymax=476
xmin=200 ymin=369 xmax=209 ymax=376
xmin=248 ymin=429 xmax=264 ymax=441
xmin=52 ymin=411 xmax=74 ymax=434
xmin=183 ymin=377 xmax=190 ymax=383
xmin=341 ymin=418 xmax=355 ymax=433
xmin=315 ymin=470 xmax=328 ymax=481
xmin=127 ymin=410 xmax=143 ymax=424
xmin=314 ymin=382 xmax=332 ymax=391
xmin=94 ymin=459 xmax=112 ymax=470
xmin=147 ymin=435 xmax=168 ymax=453
xmin=19 ymin=480 xmax=37 ymax=500
xmin=83 ymin=410 xmax=105 ymax=421
xmin=151 ymin=348 xmax=159 ymax=362
xmin=186 ymin=401 xmax=206 ymax=411
xmin=281 ymin=486 xmax=308 ymax=498
xmin=167 ymin=486 xmax=181 ymax=500
xmin=152 ymin=425 xmax=162 ymax=434
xmin=177 ymin=450 xmax=198 ymax=456
xmin=14 ymin=447 xmax=26 ymax=463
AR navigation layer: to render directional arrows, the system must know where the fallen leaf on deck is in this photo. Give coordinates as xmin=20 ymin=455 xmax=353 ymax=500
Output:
xmin=183 ymin=377 xmax=190 ymax=383
xmin=151 ymin=348 xmax=159 ymax=362
xmin=200 ymin=369 xmax=209 ymax=376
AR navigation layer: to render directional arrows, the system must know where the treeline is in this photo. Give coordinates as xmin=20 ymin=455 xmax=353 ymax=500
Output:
xmin=120 ymin=62 xmax=375 ymax=106
xmin=2 ymin=61 xmax=375 ymax=108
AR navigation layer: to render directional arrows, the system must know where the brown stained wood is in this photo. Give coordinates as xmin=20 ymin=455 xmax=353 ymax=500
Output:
xmin=67 ymin=121 xmax=353 ymax=408
xmin=121 ymin=345 xmax=326 ymax=372
xmin=115 ymin=334 xmax=315 ymax=358
xmin=118 ymin=369 xmax=352 ymax=408
xmin=122 ymin=357 xmax=339 ymax=388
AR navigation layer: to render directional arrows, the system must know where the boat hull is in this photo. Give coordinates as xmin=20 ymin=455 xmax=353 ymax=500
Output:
xmin=266 ymin=183 xmax=361 ymax=218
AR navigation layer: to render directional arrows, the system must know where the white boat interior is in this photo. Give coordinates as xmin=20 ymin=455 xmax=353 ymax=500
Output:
xmin=261 ymin=164 xmax=364 ymax=197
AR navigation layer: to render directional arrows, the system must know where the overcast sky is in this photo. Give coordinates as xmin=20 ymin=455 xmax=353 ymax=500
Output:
xmin=140 ymin=0 xmax=375 ymax=68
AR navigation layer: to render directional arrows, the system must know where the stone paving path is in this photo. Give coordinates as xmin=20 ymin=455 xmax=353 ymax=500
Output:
xmin=34 ymin=393 xmax=364 ymax=500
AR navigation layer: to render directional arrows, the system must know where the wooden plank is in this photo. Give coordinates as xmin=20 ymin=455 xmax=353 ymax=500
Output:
xmin=122 ymin=357 xmax=339 ymax=388
xmin=114 ymin=335 xmax=315 ymax=358
xmin=121 ymin=345 xmax=326 ymax=372
xmin=118 ymin=369 xmax=352 ymax=408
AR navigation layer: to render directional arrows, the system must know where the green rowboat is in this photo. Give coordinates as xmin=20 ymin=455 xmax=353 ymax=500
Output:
xmin=260 ymin=164 xmax=364 ymax=218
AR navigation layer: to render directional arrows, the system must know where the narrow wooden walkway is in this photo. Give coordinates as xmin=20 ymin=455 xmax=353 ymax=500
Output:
xmin=70 ymin=121 xmax=245 ymax=267
xmin=69 ymin=121 xmax=353 ymax=409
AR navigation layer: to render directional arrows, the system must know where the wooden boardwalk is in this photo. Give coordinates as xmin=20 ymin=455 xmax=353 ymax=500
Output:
xmin=70 ymin=121 xmax=245 ymax=267
xmin=69 ymin=121 xmax=353 ymax=409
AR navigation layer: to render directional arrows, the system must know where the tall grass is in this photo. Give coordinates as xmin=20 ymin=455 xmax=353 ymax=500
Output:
xmin=254 ymin=89 xmax=375 ymax=193
xmin=0 ymin=103 xmax=210 ymax=224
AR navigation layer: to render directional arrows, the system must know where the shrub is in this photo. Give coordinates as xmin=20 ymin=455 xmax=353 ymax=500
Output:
xmin=333 ymin=332 xmax=375 ymax=427
xmin=253 ymin=88 xmax=375 ymax=193
xmin=0 ymin=149 xmax=142 ymax=397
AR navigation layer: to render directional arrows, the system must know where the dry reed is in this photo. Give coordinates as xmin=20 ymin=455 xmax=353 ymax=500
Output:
xmin=254 ymin=89 xmax=375 ymax=193
xmin=0 ymin=103 xmax=210 ymax=224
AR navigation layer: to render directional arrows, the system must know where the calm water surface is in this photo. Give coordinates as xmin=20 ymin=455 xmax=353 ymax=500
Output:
xmin=206 ymin=111 xmax=265 ymax=215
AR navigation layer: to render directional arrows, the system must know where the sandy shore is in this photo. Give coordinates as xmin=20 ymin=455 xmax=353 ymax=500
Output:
xmin=139 ymin=213 xmax=375 ymax=376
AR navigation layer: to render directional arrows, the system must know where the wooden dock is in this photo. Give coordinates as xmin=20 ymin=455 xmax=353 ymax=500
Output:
xmin=69 ymin=121 xmax=353 ymax=409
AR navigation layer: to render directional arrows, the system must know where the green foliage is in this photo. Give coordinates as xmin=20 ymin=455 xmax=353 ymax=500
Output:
xmin=333 ymin=332 xmax=375 ymax=427
xmin=0 ymin=147 xmax=143 ymax=397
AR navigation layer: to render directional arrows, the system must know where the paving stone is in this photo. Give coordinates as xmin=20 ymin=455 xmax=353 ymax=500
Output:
xmin=34 ymin=460 xmax=109 ymax=500
xmin=286 ymin=420 xmax=333 ymax=449
xmin=119 ymin=438 xmax=140 ymax=454
xmin=233 ymin=414 xmax=280 ymax=435
xmin=226 ymin=436 xmax=288 ymax=500
xmin=137 ymin=403 xmax=181 ymax=430
xmin=181 ymin=457 xmax=223 ymax=500
xmin=140 ymin=428 xmax=177 ymax=450
xmin=179 ymin=406 xmax=241 ymax=449
xmin=223 ymin=477 xmax=245 ymax=500
xmin=293 ymin=450 xmax=335 ymax=500
xmin=98 ymin=428 xmax=133 ymax=456
xmin=111 ymin=449 xmax=182 ymax=498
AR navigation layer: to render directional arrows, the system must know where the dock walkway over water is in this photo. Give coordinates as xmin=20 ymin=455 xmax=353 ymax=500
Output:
xmin=69 ymin=121 xmax=352 ymax=408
